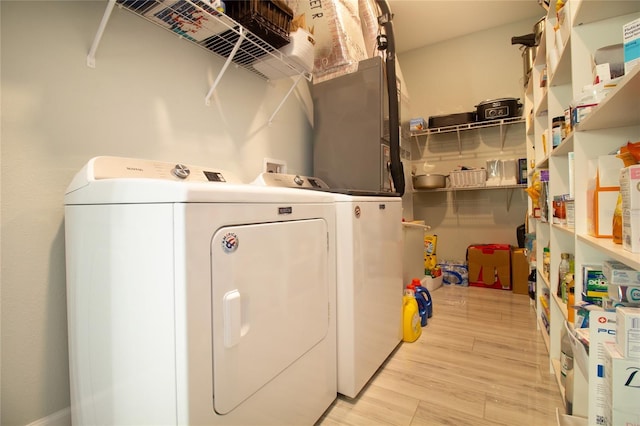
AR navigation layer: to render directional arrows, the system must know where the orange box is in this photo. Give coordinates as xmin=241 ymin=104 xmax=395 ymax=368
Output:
xmin=587 ymin=187 xmax=619 ymax=237
xmin=467 ymin=244 xmax=511 ymax=290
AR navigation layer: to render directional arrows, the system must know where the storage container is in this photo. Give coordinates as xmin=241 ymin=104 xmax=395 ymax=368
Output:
xmin=449 ymin=169 xmax=486 ymax=188
xmin=225 ymin=0 xmax=293 ymax=48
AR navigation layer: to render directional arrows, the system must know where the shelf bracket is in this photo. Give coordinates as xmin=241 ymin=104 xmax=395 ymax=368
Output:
xmin=87 ymin=0 xmax=117 ymax=68
xmin=499 ymin=121 xmax=511 ymax=152
xmin=456 ymin=128 xmax=462 ymax=156
xmin=268 ymin=73 xmax=304 ymax=125
xmin=506 ymin=188 xmax=515 ymax=211
xmin=205 ymin=28 xmax=246 ymax=106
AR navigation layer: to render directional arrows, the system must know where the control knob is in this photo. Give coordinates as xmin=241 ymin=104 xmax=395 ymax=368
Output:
xmin=172 ymin=164 xmax=190 ymax=179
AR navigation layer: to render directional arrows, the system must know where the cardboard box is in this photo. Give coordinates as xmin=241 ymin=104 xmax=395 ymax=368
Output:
xmin=597 ymin=155 xmax=624 ymax=189
xmin=623 ymin=209 xmax=640 ymax=253
xmin=603 ymin=342 xmax=640 ymax=426
xmin=410 ymin=118 xmax=427 ymax=132
xmin=511 ymin=248 xmax=529 ymax=295
xmin=587 ymin=187 xmax=619 ymax=237
xmin=620 ymin=165 xmax=640 ymax=211
xmin=588 ymin=311 xmax=616 ymax=426
xmin=467 ymin=244 xmax=511 ymax=290
xmin=616 ymin=307 xmax=640 ymax=359
xmin=603 ymin=260 xmax=640 ymax=286
xmin=624 ymin=17 xmax=640 ymax=74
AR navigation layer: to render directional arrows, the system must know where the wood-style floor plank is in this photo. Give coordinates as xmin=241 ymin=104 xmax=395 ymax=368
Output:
xmin=316 ymin=285 xmax=563 ymax=425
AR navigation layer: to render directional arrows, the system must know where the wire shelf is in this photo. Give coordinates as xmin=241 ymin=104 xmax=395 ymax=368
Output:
xmin=115 ymin=0 xmax=311 ymax=81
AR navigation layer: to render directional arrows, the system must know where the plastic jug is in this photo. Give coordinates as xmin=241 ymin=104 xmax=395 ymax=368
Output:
xmin=402 ymin=289 xmax=422 ymax=342
xmin=408 ymin=278 xmax=432 ymax=325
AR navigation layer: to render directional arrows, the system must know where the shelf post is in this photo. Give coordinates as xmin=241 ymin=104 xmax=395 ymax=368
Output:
xmin=87 ymin=0 xmax=117 ymax=68
xmin=205 ymin=28 xmax=246 ymax=106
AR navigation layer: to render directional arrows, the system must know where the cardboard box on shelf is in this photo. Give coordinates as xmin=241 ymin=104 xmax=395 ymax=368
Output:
xmin=623 ymin=209 xmax=640 ymax=253
xmin=603 ymin=342 xmax=640 ymax=426
xmin=588 ymin=311 xmax=616 ymax=426
xmin=623 ymin=17 xmax=640 ymax=74
xmin=615 ymin=307 xmax=640 ymax=359
xmin=596 ymin=155 xmax=624 ymax=189
xmin=620 ymin=165 xmax=640 ymax=211
xmin=587 ymin=187 xmax=619 ymax=237
xmin=603 ymin=260 xmax=640 ymax=286
xmin=467 ymin=244 xmax=511 ymax=290
xmin=511 ymin=248 xmax=529 ymax=295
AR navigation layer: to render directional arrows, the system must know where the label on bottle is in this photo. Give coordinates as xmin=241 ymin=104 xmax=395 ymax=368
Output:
xmin=560 ymin=351 xmax=573 ymax=379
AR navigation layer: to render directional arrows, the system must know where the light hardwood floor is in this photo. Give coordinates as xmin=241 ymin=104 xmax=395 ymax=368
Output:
xmin=316 ymin=285 xmax=565 ymax=425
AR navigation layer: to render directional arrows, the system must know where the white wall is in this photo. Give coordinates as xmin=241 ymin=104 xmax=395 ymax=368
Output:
xmin=0 ymin=1 xmax=314 ymax=424
xmin=399 ymin=18 xmax=535 ymax=262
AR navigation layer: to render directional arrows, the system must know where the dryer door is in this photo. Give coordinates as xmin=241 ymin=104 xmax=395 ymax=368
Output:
xmin=211 ymin=219 xmax=330 ymax=415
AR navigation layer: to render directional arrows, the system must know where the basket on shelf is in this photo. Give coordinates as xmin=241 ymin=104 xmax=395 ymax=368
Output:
xmin=225 ymin=0 xmax=293 ymax=49
xmin=449 ymin=169 xmax=487 ymax=188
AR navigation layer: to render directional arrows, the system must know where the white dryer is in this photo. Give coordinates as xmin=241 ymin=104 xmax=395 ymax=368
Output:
xmin=64 ymin=157 xmax=337 ymax=425
xmin=253 ymin=173 xmax=403 ymax=398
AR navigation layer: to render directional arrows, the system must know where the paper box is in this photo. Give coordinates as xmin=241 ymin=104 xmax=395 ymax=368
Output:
xmin=597 ymin=155 xmax=624 ymax=189
xmin=603 ymin=342 xmax=640 ymax=426
xmin=410 ymin=118 xmax=427 ymax=132
xmin=624 ymin=17 xmax=640 ymax=74
xmin=467 ymin=244 xmax=511 ymax=290
xmin=587 ymin=187 xmax=619 ymax=237
xmin=616 ymin=307 xmax=640 ymax=359
xmin=623 ymin=209 xmax=640 ymax=254
xmin=511 ymin=248 xmax=529 ymax=295
xmin=603 ymin=260 xmax=640 ymax=286
xmin=620 ymin=165 xmax=640 ymax=211
xmin=588 ymin=311 xmax=617 ymax=426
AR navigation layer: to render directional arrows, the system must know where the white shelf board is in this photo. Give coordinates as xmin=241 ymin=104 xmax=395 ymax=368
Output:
xmin=577 ymin=66 xmax=640 ymax=131
xmin=577 ymin=233 xmax=640 ymax=271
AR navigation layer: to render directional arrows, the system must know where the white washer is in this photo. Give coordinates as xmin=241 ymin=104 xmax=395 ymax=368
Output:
xmin=64 ymin=157 xmax=337 ymax=425
xmin=253 ymin=173 xmax=403 ymax=398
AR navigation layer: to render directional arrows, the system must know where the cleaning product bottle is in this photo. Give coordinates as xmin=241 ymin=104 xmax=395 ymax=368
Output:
xmin=408 ymin=278 xmax=430 ymax=325
xmin=402 ymin=288 xmax=422 ymax=342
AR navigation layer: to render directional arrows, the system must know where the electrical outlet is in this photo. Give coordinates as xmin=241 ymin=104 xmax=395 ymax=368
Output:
xmin=263 ymin=158 xmax=287 ymax=174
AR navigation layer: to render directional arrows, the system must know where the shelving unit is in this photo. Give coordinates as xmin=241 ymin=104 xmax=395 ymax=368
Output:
xmin=88 ymin=0 xmax=311 ymax=122
xmin=411 ymin=117 xmax=525 ymax=155
xmin=528 ymin=1 xmax=640 ymax=422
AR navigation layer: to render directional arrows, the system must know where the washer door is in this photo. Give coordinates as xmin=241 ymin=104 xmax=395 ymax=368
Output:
xmin=211 ymin=219 xmax=329 ymax=415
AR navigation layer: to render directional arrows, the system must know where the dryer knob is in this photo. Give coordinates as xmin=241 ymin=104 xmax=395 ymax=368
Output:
xmin=172 ymin=164 xmax=190 ymax=179
xmin=293 ymin=175 xmax=304 ymax=186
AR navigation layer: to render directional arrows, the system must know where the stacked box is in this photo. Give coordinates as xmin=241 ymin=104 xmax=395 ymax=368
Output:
xmin=467 ymin=244 xmax=511 ymax=290
xmin=616 ymin=307 xmax=640 ymax=359
xmin=620 ymin=166 xmax=640 ymax=253
xmin=603 ymin=342 xmax=640 ymax=426
xmin=583 ymin=265 xmax=608 ymax=304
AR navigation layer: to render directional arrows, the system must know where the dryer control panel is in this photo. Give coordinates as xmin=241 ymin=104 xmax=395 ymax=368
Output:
xmin=253 ymin=173 xmax=330 ymax=189
xmin=89 ymin=156 xmax=236 ymax=183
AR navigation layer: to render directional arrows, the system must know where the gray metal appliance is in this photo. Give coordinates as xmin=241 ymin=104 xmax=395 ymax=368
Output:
xmin=312 ymin=56 xmax=396 ymax=193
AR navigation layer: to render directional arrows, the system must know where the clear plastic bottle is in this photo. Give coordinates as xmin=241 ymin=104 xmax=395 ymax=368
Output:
xmin=558 ymin=253 xmax=570 ymax=300
xmin=560 ymin=323 xmax=574 ymax=387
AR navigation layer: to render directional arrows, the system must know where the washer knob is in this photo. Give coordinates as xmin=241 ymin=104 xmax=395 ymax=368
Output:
xmin=293 ymin=175 xmax=304 ymax=186
xmin=172 ymin=164 xmax=190 ymax=179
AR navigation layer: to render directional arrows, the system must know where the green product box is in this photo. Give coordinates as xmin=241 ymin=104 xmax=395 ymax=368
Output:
xmin=583 ymin=265 xmax=608 ymax=297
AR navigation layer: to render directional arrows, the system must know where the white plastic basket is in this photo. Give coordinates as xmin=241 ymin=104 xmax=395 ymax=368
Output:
xmin=450 ymin=169 xmax=486 ymax=188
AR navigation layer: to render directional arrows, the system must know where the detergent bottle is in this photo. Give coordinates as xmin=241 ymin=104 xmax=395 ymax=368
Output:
xmin=408 ymin=278 xmax=432 ymax=325
xmin=402 ymin=288 xmax=422 ymax=342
